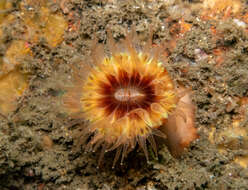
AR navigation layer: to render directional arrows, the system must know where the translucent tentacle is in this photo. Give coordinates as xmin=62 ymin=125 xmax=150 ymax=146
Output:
xmin=137 ymin=136 xmax=149 ymax=162
xmin=150 ymin=127 xmax=167 ymax=139
xmin=106 ymin=134 xmax=125 ymax=152
xmin=85 ymin=132 xmax=102 ymax=152
xmin=147 ymin=134 xmax=158 ymax=158
xmin=144 ymin=25 xmax=153 ymax=54
xmin=112 ymin=146 xmax=122 ymax=168
xmin=92 ymin=139 xmax=104 ymax=153
xmin=97 ymin=143 xmax=107 ymax=168
xmin=121 ymin=144 xmax=128 ymax=165
xmin=107 ymin=28 xmax=117 ymax=55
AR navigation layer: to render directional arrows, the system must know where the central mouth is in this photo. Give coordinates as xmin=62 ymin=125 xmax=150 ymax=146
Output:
xmin=114 ymin=87 xmax=145 ymax=102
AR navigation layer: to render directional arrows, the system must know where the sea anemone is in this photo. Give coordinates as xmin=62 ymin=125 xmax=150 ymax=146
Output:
xmin=63 ymin=28 xmax=198 ymax=167
xmin=161 ymin=87 xmax=199 ymax=157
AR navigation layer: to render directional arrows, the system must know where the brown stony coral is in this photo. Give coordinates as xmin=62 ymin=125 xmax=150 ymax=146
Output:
xmin=63 ymin=29 xmax=198 ymax=167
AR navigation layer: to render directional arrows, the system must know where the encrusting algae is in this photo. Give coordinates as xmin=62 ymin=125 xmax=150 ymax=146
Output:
xmin=63 ymin=28 xmax=198 ymax=167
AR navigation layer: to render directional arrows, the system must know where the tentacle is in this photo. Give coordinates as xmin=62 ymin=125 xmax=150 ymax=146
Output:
xmin=72 ymin=125 xmax=93 ymax=150
xmin=112 ymin=146 xmax=122 ymax=168
xmin=144 ymin=25 xmax=153 ymax=54
xmin=91 ymin=35 xmax=105 ymax=66
xmin=85 ymin=133 xmax=103 ymax=152
xmin=107 ymin=28 xmax=118 ymax=55
xmin=92 ymin=139 xmax=105 ymax=153
xmin=147 ymin=134 xmax=158 ymax=158
xmin=97 ymin=143 xmax=107 ymax=168
xmin=137 ymin=135 xmax=149 ymax=162
xmin=106 ymin=134 xmax=125 ymax=152
xmin=120 ymin=144 xmax=128 ymax=165
xmin=150 ymin=127 xmax=167 ymax=139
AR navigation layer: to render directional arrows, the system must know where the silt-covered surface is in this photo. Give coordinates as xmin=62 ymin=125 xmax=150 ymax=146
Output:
xmin=0 ymin=0 xmax=248 ymax=189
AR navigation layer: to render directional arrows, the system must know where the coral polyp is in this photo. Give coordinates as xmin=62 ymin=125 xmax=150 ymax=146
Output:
xmin=64 ymin=30 xmax=180 ymax=166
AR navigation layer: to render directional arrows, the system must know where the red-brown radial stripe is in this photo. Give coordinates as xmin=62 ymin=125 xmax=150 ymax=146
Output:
xmin=63 ymin=29 xmax=178 ymax=167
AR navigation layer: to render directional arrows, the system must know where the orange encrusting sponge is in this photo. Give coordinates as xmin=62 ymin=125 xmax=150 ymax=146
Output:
xmin=0 ymin=70 xmax=28 ymax=114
